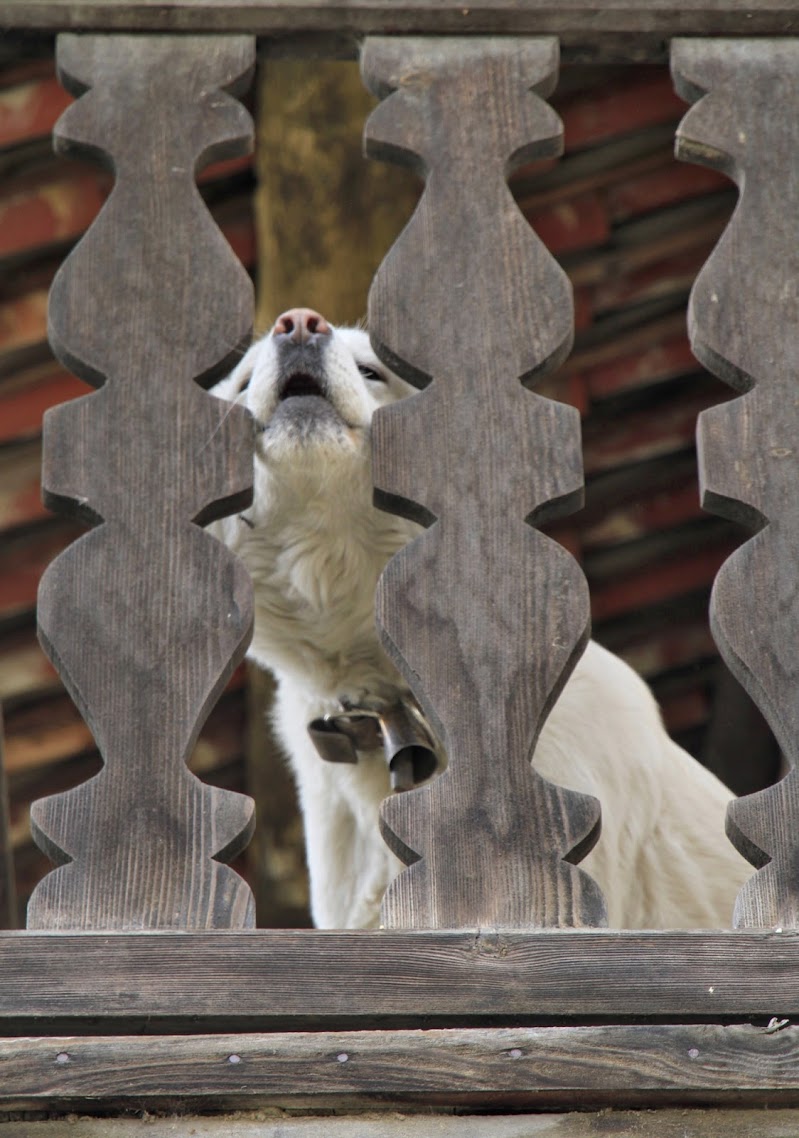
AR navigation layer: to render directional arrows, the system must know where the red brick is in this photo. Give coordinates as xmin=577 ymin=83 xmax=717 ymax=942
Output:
xmin=509 ymin=156 xmax=558 ymax=187
xmin=590 ymin=542 xmax=735 ymax=622
xmin=0 ymin=160 xmax=252 ymax=262
xmin=583 ymin=389 xmax=719 ymax=474
xmin=0 ymin=288 xmax=48 ymax=356
xmin=583 ymin=480 xmax=704 ymax=550
xmin=528 ymin=192 xmax=609 ymax=255
xmin=618 ymin=620 xmax=717 ymax=679
xmin=220 ymin=211 xmax=257 ymax=270
xmin=0 ymin=367 xmax=88 ymax=444
xmin=4 ymin=705 xmax=95 ymax=776
xmin=660 ymin=687 xmax=710 ymax=734
xmin=199 ymin=154 xmax=253 ymax=185
xmin=0 ymin=165 xmax=110 ymax=258
xmin=0 ymin=525 xmax=82 ymax=622
xmin=537 ymin=372 xmax=590 ymax=416
xmin=607 ymin=161 xmax=730 ymax=223
xmin=0 ymin=73 xmax=72 ymax=148
xmin=0 ymin=626 xmax=59 ymax=703
xmin=573 ymin=286 xmax=593 ymax=331
xmin=585 ymin=334 xmax=697 ymax=400
xmin=543 ymin=524 xmax=582 ymax=560
xmin=0 ymin=449 xmax=47 ymax=532
xmin=559 ymin=69 xmax=685 ymax=153
xmin=592 ymin=248 xmax=712 ymax=317
xmin=0 ymin=59 xmax=55 ymax=90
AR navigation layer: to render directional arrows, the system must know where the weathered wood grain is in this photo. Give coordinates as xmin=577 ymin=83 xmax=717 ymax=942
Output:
xmin=12 ymin=1113 xmax=799 ymax=1138
xmin=3 ymin=929 xmax=799 ymax=1025
xmin=673 ymin=39 xmax=799 ymax=928
xmin=4 ymin=1023 xmax=799 ymax=1110
xmin=2 ymin=0 xmax=799 ymax=47
xmin=364 ymin=38 xmax=601 ymax=930
xmin=29 ymin=33 xmax=257 ymax=930
xmin=255 ymin=57 xmax=418 ymax=329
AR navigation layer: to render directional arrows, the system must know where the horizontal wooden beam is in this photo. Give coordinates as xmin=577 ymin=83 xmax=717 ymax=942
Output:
xmin=1 ymin=1 xmax=799 ymax=61
xmin=2 ymin=929 xmax=799 ymax=1027
xmin=3 ymin=1023 xmax=799 ymax=1111
xmin=14 ymin=1113 xmax=799 ymax=1138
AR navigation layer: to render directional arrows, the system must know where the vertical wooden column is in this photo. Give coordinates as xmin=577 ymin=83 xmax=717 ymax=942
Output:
xmin=28 ymin=34 xmax=257 ymax=930
xmin=673 ymin=40 xmax=799 ymax=928
xmin=363 ymin=38 xmax=606 ymax=929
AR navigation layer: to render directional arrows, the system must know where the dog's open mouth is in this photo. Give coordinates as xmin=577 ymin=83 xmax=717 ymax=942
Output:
xmin=263 ymin=366 xmax=348 ymax=439
xmin=278 ymin=372 xmax=326 ymax=401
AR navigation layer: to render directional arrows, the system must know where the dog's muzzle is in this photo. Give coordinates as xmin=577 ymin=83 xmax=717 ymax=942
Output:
xmin=308 ymin=696 xmax=439 ymax=791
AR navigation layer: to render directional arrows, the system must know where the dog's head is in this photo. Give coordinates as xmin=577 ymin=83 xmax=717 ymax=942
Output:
xmin=215 ymin=308 xmax=413 ymax=469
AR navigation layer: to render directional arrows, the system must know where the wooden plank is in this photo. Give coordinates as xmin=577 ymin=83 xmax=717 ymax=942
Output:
xmin=12 ymin=1114 xmax=799 ymax=1138
xmin=2 ymin=1 xmax=799 ymax=47
xmin=27 ymin=33 xmax=257 ymax=931
xmin=4 ymin=1023 xmax=799 ymax=1111
xmin=674 ymin=38 xmax=799 ymax=928
xmin=364 ymin=38 xmax=602 ymax=930
xmin=3 ymin=930 xmax=799 ymax=1024
xmin=254 ymin=57 xmax=418 ymax=328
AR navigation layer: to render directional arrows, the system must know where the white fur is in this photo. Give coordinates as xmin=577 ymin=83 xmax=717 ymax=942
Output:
xmin=211 ymin=320 xmax=751 ymax=930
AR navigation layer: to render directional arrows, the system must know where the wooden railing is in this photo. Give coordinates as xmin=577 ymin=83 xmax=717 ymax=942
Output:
xmin=2 ymin=2 xmax=799 ymax=1129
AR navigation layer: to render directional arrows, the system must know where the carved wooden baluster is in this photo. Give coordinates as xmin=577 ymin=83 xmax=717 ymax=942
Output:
xmin=674 ymin=40 xmax=799 ymax=927
xmin=27 ymin=34 xmax=256 ymax=930
xmin=363 ymin=38 xmax=605 ymax=929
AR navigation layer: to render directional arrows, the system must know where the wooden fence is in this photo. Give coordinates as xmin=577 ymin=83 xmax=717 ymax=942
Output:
xmin=2 ymin=2 xmax=799 ymax=1131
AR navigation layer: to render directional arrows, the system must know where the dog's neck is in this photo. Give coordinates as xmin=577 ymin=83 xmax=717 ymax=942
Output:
xmin=232 ymin=448 xmax=419 ymax=705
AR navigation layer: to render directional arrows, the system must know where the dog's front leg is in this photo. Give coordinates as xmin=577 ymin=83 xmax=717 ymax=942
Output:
xmin=292 ymin=750 xmax=399 ymax=929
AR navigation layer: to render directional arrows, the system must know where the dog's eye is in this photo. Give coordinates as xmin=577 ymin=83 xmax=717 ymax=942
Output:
xmin=358 ymin=364 xmax=387 ymax=384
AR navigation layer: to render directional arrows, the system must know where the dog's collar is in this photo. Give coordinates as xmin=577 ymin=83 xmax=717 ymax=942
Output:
xmin=308 ymin=695 xmax=438 ymax=791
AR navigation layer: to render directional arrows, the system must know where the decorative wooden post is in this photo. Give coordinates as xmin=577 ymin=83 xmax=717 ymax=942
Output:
xmin=674 ymin=40 xmax=799 ymax=928
xmin=28 ymin=34 xmax=257 ymax=930
xmin=363 ymin=38 xmax=606 ymax=929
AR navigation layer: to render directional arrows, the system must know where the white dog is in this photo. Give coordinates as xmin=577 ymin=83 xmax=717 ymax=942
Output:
xmin=211 ymin=308 xmax=750 ymax=931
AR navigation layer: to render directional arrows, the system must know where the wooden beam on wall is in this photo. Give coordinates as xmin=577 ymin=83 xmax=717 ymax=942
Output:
xmin=254 ymin=55 xmax=418 ymax=328
xmin=4 ymin=929 xmax=799 ymax=1027
xmin=5 ymin=1024 xmax=799 ymax=1112
xmin=13 ymin=1111 xmax=799 ymax=1138
xmin=1 ymin=2 xmax=799 ymax=60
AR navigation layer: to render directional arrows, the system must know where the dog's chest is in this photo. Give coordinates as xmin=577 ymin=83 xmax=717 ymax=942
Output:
xmin=240 ymin=513 xmax=402 ymax=695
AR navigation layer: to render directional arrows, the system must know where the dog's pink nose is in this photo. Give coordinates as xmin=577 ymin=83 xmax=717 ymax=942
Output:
xmin=273 ymin=308 xmax=332 ymax=344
